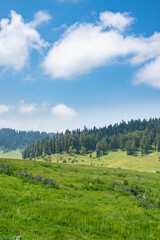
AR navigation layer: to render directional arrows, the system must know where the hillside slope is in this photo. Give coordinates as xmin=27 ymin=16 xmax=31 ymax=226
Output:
xmin=23 ymin=118 xmax=160 ymax=160
xmin=0 ymin=128 xmax=55 ymax=151
xmin=0 ymin=158 xmax=160 ymax=240
xmin=0 ymin=150 xmax=22 ymax=159
xmin=34 ymin=149 xmax=160 ymax=172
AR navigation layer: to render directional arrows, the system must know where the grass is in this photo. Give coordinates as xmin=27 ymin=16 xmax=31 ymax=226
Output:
xmin=1 ymin=148 xmax=160 ymax=172
xmin=35 ymin=149 xmax=160 ymax=172
xmin=0 ymin=158 xmax=160 ymax=239
xmin=0 ymin=150 xmax=160 ymax=171
xmin=0 ymin=150 xmax=22 ymax=159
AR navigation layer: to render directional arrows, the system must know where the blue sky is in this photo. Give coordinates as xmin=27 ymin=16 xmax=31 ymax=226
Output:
xmin=0 ymin=0 xmax=160 ymax=132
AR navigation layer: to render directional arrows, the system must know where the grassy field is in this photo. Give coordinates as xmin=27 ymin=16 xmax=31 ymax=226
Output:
xmin=0 ymin=158 xmax=160 ymax=239
xmin=0 ymin=150 xmax=22 ymax=159
xmin=0 ymin=148 xmax=160 ymax=172
xmin=35 ymin=149 xmax=160 ymax=172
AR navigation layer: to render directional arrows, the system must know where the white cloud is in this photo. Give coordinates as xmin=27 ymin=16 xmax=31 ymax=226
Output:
xmin=43 ymin=10 xmax=160 ymax=88
xmin=134 ymin=57 xmax=160 ymax=88
xmin=51 ymin=103 xmax=77 ymax=120
xmin=0 ymin=10 xmax=50 ymax=71
xmin=0 ymin=105 xmax=10 ymax=114
xmin=43 ymin=23 xmax=126 ymax=79
xmin=30 ymin=10 xmax=51 ymax=27
xmin=99 ymin=11 xmax=134 ymax=31
xmin=19 ymin=100 xmax=37 ymax=115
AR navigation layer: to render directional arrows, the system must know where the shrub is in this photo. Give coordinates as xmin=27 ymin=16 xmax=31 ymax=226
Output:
xmin=71 ymin=159 xmax=78 ymax=163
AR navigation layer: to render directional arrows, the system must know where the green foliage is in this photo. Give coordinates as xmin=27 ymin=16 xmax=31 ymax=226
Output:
xmin=69 ymin=146 xmax=73 ymax=155
xmin=0 ymin=128 xmax=56 ymax=151
xmin=72 ymin=148 xmax=77 ymax=155
xmin=23 ymin=118 xmax=160 ymax=160
xmin=126 ymin=139 xmax=136 ymax=155
xmin=96 ymin=138 xmax=107 ymax=157
xmin=80 ymin=146 xmax=86 ymax=155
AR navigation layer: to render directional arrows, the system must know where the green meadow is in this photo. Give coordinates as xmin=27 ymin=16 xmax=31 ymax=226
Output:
xmin=1 ymin=148 xmax=160 ymax=173
xmin=35 ymin=149 xmax=160 ymax=172
xmin=0 ymin=150 xmax=22 ymax=159
xmin=0 ymin=158 xmax=160 ymax=240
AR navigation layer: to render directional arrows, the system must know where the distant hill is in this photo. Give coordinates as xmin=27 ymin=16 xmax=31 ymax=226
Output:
xmin=23 ymin=118 xmax=160 ymax=160
xmin=0 ymin=128 xmax=56 ymax=152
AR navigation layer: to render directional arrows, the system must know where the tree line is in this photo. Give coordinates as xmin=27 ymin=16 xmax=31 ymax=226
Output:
xmin=0 ymin=128 xmax=56 ymax=152
xmin=22 ymin=118 xmax=160 ymax=159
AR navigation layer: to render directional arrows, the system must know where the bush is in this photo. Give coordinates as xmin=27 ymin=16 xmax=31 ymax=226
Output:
xmin=71 ymin=159 xmax=78 ymax=163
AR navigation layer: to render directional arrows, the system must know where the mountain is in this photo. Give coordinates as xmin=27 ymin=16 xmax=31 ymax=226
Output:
xmin=0 ymin=128 xmax=56 ymax=152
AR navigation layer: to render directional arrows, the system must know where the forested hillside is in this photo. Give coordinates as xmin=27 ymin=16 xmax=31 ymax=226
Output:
xmin=0 ymin=128 xmax=55 ymax=152
xmin=23 ymin=118 xmax=160 ymax=159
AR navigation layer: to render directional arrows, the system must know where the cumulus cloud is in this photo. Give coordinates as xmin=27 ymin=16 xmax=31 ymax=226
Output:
xmin=19 ymin=100 xmax=37 ymax=115
xmin=51 ymin=103 xmax=77 ymax=120
xmin=0 ymin=105 xmax=10 ymax=114
xmin=99 ymin=11 xmax=134 ymax=31
xmin=0 ymin=10 xmax=50 ymax=71
xmin=43 ymin=10 xmax=160 ymax=88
